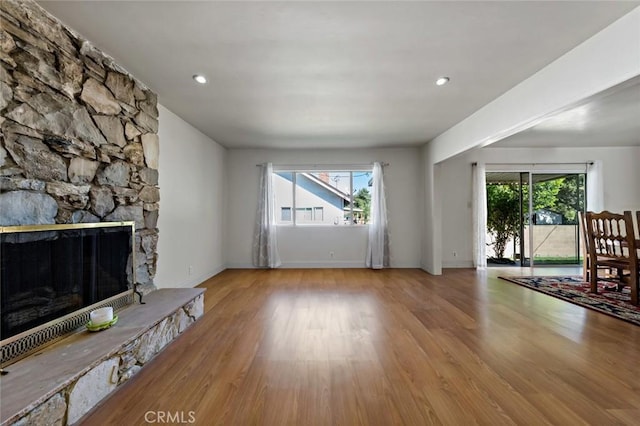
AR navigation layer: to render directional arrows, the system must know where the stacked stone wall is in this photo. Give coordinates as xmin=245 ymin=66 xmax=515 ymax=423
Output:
xmin=0 ymin=0 xmax=158 ymax=290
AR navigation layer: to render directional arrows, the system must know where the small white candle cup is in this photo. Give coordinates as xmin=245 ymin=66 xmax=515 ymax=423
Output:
xmin=90 ymin=307 xmax=113 ymax=325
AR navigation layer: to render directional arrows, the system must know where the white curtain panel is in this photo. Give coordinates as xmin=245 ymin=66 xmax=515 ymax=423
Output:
xmin=252 ymin=163 xmax=281 ymax=268
xmin=586 ymin=160 xmax=604 ymax=213
xmin=366 ymin=162 xmax=390 ymax=269
xmin=472 ymin=162 xmax=487 ymax=268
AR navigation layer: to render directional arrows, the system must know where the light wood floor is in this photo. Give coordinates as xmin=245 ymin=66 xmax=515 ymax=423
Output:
xmin=81 ymin=268 xmax=640 ymax=425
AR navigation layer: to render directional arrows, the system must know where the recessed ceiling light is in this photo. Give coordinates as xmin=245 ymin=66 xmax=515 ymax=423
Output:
xmin=436 ymin=77 xmax=450 ymax=86
xmin=193 ymin=74 xmax=207 ymax=84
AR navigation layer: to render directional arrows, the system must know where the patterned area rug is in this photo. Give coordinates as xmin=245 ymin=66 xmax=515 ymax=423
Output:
xmin=499 ymin=276 xmax=640 ymax=327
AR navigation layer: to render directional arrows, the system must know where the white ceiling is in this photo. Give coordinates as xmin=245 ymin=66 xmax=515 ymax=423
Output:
xmin=491 ymin=77 xmax=640 ymax=148
xmin=38 ymin=1 xmax=640 ymax=150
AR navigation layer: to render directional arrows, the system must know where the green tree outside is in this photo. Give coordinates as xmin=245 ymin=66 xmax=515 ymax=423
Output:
xmin=353 ymin=188 xmax=371 ymax=223
xmin=486 ymin=183 xmax=521 ymax=259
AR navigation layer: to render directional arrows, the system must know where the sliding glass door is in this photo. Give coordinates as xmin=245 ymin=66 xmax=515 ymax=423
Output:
xmin=485 ymin=172 xmax=525 ymax=266
xmin=519 ymin=172 xmax=531 ymax=267
xmin=486 ymin=171 xmax=586 ymax=267
xmin=529 ymin=173 xmax=585 ymax=265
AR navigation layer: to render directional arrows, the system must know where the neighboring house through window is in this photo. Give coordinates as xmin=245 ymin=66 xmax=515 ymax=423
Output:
xmin=281 ymin=207 xmax=292 ymax=222
xmin=274 ymin=170 xmax=372 ymax=225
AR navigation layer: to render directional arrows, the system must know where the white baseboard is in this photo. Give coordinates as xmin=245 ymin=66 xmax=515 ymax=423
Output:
xmin=225 ymin=262 xmax=423 ymax=269
xmin=442 ymin=260 xmax=474 ymax=268
xmin=225 ymin=261 xmax=366 ymax=269
xmin=280 ymin=261 xmax=366 ymax=268
xmin=225 ymin=262 xmax=256 ymax=269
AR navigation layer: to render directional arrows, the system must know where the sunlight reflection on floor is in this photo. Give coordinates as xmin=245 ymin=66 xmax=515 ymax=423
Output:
xmin=262 ymin=290 xmax=382 ymax=362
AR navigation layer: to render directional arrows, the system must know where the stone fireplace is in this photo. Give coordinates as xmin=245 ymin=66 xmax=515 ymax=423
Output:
xmin=0 ymin=3 xmax=198 ymax=424
xmin=1 ymin=222 xmax=137 ymax=366
xmin=0 ymin=0 xmax=159 ymax=296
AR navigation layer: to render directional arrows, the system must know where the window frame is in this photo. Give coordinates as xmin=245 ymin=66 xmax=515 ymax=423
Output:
xmin=273 ymin=166 xmax=372 ymax=227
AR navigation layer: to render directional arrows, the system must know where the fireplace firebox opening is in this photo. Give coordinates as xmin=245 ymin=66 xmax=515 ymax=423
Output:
xmin=1 ymin=222 xmax=137 ymax=367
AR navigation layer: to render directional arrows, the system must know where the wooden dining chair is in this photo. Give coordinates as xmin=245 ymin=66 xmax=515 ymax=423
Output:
xmin=579 ymin=211 xmax=591 ymax=282
xmin=580 ymin=211 xmax=615 ymax=283
xmin=626 ymin=210 xmax=640 ymax=259
xmin=585 ymin=210 xmax=639 ymax=305
xmin=635 ymin=210 xmax=640 ymax=258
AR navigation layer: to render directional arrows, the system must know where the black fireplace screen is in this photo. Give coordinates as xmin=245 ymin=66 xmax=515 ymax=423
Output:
xmin=1 ymin=224 xmax=133 ymax=340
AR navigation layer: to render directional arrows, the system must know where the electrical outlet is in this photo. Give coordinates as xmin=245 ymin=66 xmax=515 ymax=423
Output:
xmin=188 ymin=265 xmax=193 ymax=276
xmin=453 ymin=251 xmax=457 ymax=257
xmin=329 ymin=251 xmax=335 ymax=258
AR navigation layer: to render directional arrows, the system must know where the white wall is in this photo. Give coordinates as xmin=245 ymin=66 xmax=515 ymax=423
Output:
xmin=439 ymin=146 xmax=640 ymax=268
xmin=420 ymin=146 xmax=442 ymax=274
xmin=225 ymin=148 xmax=422 ymax=268
xmin=155 ymin=105 xmax=227 ymax=288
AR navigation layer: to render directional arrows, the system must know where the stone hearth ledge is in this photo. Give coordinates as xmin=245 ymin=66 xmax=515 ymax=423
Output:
xmin=0 ymin=288 xmax=205 ymax=426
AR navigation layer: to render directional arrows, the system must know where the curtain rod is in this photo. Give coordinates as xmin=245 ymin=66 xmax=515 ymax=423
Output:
xmin=256 ymin=162 xmax=389 ymax=167
xmin=472 ymin=161 xmax=594 ymax=166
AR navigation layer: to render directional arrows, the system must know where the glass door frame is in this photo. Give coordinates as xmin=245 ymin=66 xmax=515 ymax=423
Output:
xmin=485 ymin=164 xmax=588 ymax=269
xmin=519 ymin=172 xmax=533 ymax=267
